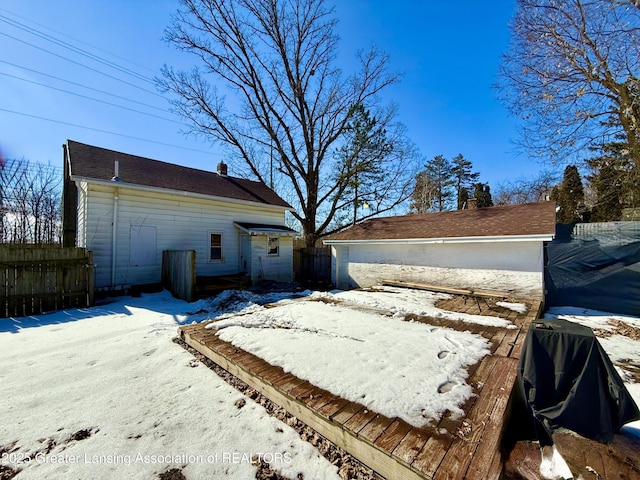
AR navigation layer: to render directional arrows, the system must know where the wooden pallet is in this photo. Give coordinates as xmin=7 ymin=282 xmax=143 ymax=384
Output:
xmin=178 ymin=297 xmax=541 ymax=479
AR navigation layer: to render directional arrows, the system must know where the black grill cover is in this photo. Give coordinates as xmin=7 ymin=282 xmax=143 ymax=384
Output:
xmin=515 ymin=319 xmax=640 ymax=445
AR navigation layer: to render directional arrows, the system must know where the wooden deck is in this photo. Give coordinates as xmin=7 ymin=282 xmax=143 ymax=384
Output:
xmin=178 ymin=290 xmax=542 ymax=480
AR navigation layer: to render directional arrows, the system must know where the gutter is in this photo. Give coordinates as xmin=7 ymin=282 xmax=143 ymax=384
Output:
xmin=323 ymin=234 xmax=555 ymax=246
xmin=70 ymin=175 xmax=294 ymax=212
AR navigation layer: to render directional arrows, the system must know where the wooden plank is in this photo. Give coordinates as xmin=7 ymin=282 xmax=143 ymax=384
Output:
xmin=180 ymin=327 xmax=428 ymax=480
xmin=433 ymin=358 xmax=513 ymax=480
xmin=383 ymin=280 xmax=508 ymax=299
xmin=344 ymin=408 xmax=378 ymax=432
xmin=358 ymin=414 xmax=394 ymax=443
xmin=307 ymin=390 xmax=338 ymax=411
xmin=278 ymin=376 xmax=307 ymax=394
xmin=465 ymin=358 xmax=519 ymax=479
xmin=411 ymin=355 xmax=499 ymax=478
xmin=316 ymin=396 xmax=350 ymax=420
xmin=411 ymin=430 xmax=454 ymax=478
xmin=289 ymin=381 xmax=316 ymax=400
xmin=271 ymin=372 xmax=299 ymax=389
xmin=393 ymin=428 xmax=431 ymax=466
xmin=331 ymin=402 xmax=365 ymax=424
xmin=375 ymin=419 xmax=414 ymax=452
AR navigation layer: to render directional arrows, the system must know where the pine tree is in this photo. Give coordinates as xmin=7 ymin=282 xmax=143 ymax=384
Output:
xmin=334 ymin=103 xmax=390 ymax=225
xmin=551 ymin=165 xmax=584 ymax=223
xmin=586 ymin=142 xmax=628 ymax=221
xmin=451 ymin=154 xmax=480 ymax=209
xmin=424 ymin=155 xmax=455 ymax=211
xmin=473 ymin=183 xmax=494 ymax=208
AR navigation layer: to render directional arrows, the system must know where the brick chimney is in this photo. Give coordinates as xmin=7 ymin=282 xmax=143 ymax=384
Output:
xmin=217 ymin=161 xmax=228 ymax=176
xmin=467 ymin=198 xmax=478 ymax=209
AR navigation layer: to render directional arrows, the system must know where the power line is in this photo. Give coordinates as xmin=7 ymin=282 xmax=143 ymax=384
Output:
xmin=0 ymin=71 xmax=181 ymax=124
xmin=0 ymin=60 xmax=169 ymax=113
xmin=0 ymin=107 xmax=216 ymax=156
xmin=0 ymin=6 xmax=157 ymax=75
xmin=0 ymin=31 xmax=163 ymax=98
xmin=0 ymin=13 xmax=154 ymax=85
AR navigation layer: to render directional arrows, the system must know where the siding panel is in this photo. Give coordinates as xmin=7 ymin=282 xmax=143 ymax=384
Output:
xmin=80 ymin=183 xmax=290 ymax=289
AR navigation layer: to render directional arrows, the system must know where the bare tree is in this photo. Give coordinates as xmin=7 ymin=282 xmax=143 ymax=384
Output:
xmin=497 ymin=0 xmax=640 ymax=168
xmin=409 ymin=170 xmax=437 ymax=213
xmin=493 ymin=170 xmax=561 ymax=205
xmin=1 ymin=158 xmax=62 ymax=244
xmin=160 ymin=0 xmax=419 ymax=246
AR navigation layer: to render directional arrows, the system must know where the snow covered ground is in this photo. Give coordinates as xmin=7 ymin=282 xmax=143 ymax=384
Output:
xmin=1 ymin=286 xmax=639 ymax=479
xmin=0 ymin=291 xmax=339 ymax=480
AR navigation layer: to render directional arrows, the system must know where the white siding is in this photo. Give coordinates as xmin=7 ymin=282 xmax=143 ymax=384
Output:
xmin=79 ymin=182 xmax=290 ymax=290
xmin=336 ymin=241 xmax=545 ymax=298
xmin=331 ymin=246 xmax=350 ymax=290
xmin=249 ymin=235 xmax=294 ymax=283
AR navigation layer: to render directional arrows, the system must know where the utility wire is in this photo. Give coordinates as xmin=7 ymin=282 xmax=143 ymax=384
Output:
xmin=0 ymin=6 xmax=157 ymax=75
xmin=0 ymin=31 xmax=163 ymax=98
xmin=0 ymin=71 xmax=181 ymax=124
xmin=0 ymin=14 xmax=153 ymax=84
xmin=0 ymin=107 xmax=216 ymax=156
xmin=0 ymin=60 xmax=168 ymax=113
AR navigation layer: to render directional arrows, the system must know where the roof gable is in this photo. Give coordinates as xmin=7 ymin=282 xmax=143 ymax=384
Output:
xmin=325 ymin=202 xmax=557 ymax=242
xmin=65 ymin=140 xmax=291 ymax=209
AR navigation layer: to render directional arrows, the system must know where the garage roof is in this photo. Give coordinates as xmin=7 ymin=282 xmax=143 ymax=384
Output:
xmin=324 ymin=202 xmax=556 ymax=244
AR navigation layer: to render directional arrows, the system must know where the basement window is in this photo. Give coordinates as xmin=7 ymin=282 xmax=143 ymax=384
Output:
xmin=267 ymin=236 xmax=279 ymax=256
xmin=209 ymin=232 xmax=223 ymax=261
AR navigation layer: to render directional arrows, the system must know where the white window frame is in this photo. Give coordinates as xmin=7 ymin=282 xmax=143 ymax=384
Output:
xmin=267 ymin=236 xmax=280 ymax=257
xmin=209 ymin=232 xmax=223 ymax=262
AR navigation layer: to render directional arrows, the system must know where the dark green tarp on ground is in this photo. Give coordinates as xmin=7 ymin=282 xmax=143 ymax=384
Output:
xmin=513 ymin=319 xmax=640 ymax=445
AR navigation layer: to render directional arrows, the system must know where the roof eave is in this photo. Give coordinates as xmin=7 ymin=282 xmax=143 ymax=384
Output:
xmin=71 ymin=175 xmax=294 ymax=211
xmin=323 ymin=233 xmax=555 ymax=245
xmin=234 ymin=222 xmax=298 ymax=236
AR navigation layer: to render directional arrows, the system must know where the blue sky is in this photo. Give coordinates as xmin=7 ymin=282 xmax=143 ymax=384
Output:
xmin=0 ymin=0 xmax=543 ymax=187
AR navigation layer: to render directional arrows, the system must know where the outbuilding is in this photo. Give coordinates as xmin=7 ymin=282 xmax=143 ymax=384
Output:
xmin=323 ymin=201 xmax=556 ymax=298
xmin=62 ymin=140 xmax=297 ymax=292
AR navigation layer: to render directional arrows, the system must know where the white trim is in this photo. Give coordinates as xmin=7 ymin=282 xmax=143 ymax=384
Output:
xmin=323 ymin=234 xmax=554 ymax=246
xmin=71 ymin=176 xmax=294 ymax=212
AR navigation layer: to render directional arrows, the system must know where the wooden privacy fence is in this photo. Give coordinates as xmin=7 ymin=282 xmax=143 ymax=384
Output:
xmin=162 ymin=250 xmax=196 ymax=302
xmin=1 ymin=246 xmax=94 ymax=318
xmin=294 ymin=246 xmax=331 ymax=284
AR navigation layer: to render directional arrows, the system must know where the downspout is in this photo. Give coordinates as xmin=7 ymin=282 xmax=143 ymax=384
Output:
xmin=111 ymin=161 xmax=121 ymax=289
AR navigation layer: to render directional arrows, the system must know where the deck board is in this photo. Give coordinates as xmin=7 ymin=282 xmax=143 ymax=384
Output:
xmin=178 ymin=292 xmax=541 ymax=479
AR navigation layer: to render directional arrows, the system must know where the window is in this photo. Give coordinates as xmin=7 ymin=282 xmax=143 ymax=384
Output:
xmin=209 ymin=233 xmax=222 ymax=261
xmin=267 ymin=236 xmax=279 ymax=256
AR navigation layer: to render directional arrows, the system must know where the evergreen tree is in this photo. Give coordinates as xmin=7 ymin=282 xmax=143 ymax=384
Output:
xmin=334 ymin=103 xmax=390 ymax=225
xmin=424 ymin=155 xmax=455 ymax=211
xmin=551 ymin=165 xmax=584 ymax=223
xmin=586 ymin=142 xmax=629 ymax=221
xmin=474 ymin=183 xmax=494 ymax=208
xmin=451 ymin=154 xmax=480 ymax=209
xmin=459 ymin=187 xmax=470 ymax=210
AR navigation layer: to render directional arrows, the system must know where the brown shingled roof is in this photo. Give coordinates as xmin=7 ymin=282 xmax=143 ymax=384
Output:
xmin=65 ymin=140 xmax=291 ymax=208
xmin=325 ymin=202 xmax=556 ymax=242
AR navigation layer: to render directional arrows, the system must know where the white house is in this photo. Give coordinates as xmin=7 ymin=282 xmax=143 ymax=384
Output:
xmin=62 ymin=140 xmax=297 ymax=291
xmin=323 ymin=202 xmax=556 ymax=298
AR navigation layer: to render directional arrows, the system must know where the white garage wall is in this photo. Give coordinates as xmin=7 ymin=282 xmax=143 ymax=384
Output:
xmin=334 ymin=241 xmax=545 ymax=298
